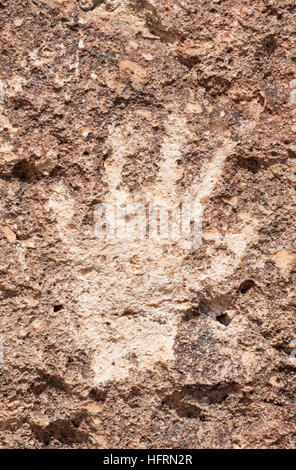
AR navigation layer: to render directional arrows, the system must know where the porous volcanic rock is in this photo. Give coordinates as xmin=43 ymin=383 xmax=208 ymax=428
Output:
xmin=0 ymin=0 xmax=296 ymax=448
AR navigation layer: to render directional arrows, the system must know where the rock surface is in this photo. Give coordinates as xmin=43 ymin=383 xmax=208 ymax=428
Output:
xmin=1 ymin=0 xmax=296 ymax=448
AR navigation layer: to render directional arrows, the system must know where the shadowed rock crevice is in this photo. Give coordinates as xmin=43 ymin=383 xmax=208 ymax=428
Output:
xmin=162 ymin=382 xmax=241 ymax=420
xmin=30 ymin=412 xmax=92 ymax=446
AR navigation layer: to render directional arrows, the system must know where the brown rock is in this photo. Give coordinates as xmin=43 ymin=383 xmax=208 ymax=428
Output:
xmin=0 ymin=0 xmax=296 ymax=449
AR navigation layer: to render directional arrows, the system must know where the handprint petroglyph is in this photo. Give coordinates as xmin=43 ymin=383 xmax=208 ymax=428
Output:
xmin=290 ymin=79 xmax=296 ymax=104
xmin=47 ymin=108 xmax=258 ymax=384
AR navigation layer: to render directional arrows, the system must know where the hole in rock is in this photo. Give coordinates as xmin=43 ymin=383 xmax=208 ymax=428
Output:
xmin=238 ymin=279 xmax=256 ymax=294
xmin=216 ymin=313 xmax=231 ymax=326
xmin=12 ymin=160 xmax=37 ymax=182
xmin=53 ymin=304 xmax=64 ymax=312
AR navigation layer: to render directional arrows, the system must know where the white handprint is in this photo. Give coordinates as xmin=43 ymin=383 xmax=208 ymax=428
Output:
xmin=47 ymin=108 xmax=258 ymax=384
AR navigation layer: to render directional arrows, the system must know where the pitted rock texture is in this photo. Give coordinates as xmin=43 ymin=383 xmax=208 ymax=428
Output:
xmin=1 ymin=0 xmax=296 ymax=448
